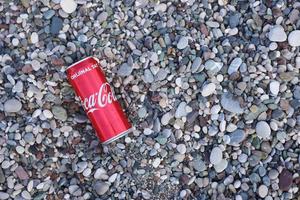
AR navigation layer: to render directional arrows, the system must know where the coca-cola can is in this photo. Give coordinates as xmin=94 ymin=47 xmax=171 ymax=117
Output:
xmin=66 ymin=56 xmax=132 ymax=144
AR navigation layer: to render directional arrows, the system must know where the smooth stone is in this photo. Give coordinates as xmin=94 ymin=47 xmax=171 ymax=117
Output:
xmin=177 ymin=144 xmax=187 ymax=154
xmin=83 ymin=168 xmax=91 ymax=177
xmin=152 ymin=158 xmax=161 ymax=168
xmin=201 ymin=83 xmax=216 ymax=97
xmin=228 ymin=57 xmax=242 ymax=75
xmin=21 ymin=191 xmax=31 ymax=200
xmin=52 ymin=106 xmax=67 ymax=121
xmin=117 ymin=63 xmax=133 ymax=76
xmin=12 ymin=38 xmax=19 ymax=46
xmin=60 ymin=0 xmax=77 ymax=14
xmin=12 ymin=81 xmax=23 ymax=93
xmin=268 ymin=169 xmax=279 ymax=180
xmin=288 ymin=30 xmax=300 ymax=47
xmin=221 ymin=92 xmax=244 ymax=114
xmin=98 ymin=12 xmax=108 ymax=23
xmin=210 ymin=147 xmax=223 ymax=165
xmin=155 ymin=135 xmax=168 ymax=145
xmin=15 ymin=166 xmax=29 ymax=180
xmin=268 ymin=25 xmax=287 ymax=42
xmin=108 ymin=173 xmax=118 ymax=183
xmin=191 ymin=57 xmax=202 ymax=73
xmin=31 ymin=32 xmax=39 ymax=44
xmin=279 ymin=169 xmax=293 ymax=191
xmin=50 ymin=17 xmax=63 ymax=35
xmin=0 ymin=192 xmax=9 ymax=200
xmin=204 ymin=60 xmax=223 ymax=74
xmin=192 ymin=159 xmax=207 ymax=172
xmin=256 ymin=121 xmax=271 ymax=139
xmin=44 ymin=10 xmax=55 ymax=19
xmin=30 ymin=61 xmax=40 ymax=72
xmin=177 ymin=36 xmax=189 ymax=49
xmin=4 ymin=99 xmax=22 ymax=113
xmin=16 ymin=146 xmax=25 ymax=154
xmin=94 ymin=168 xmax=107 ymax=179
xmin=143 ymin=69 xmax=154 ymax=83
xmin=226 ymin=129 xmax=246 ymax=146
xmin=175 ymin=102 xmax=187 ymax=118
xmin=214 ymin=159 xmax=228 ymax=173
xmin=43 ymin=110 xmax=53 ymax=119
xmin=94 ymin=181 xmax=110 ymax=195
xmin=69 ymin=185 xmax=81 ymax=196
xmin=154 ymin=3 xmax=167 ymax=12
xmin=258 ymin=185 xmax=268 ymax=198
xmin=161 ymin=112 xmax=173 ymax=125
xmin=238 ymin=153 xmax=248 ymax=163
xmin=269 ymin=81 xmax=280 ymax=96
xmin=24 ymin=133 xmax=34 ymax=143
xmin=156 ymin=69 xmax=168 ymax=81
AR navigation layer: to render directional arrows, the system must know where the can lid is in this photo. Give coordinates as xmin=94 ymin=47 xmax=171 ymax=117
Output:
xmin=66 ymin=56 xmax=93 ymax=70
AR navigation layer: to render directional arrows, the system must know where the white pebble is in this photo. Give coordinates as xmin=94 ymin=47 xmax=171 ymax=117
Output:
xmin=288 ymin=30 xmax=300 ymax=47
xmin=177 ymin=144 xmax=187 ymax=154
xmin=12 ymin=38 xmax=19 ymax=46
xmin=60 ymin=0 xmax=77 ymax=14
xmin=269 ymin=81 xmax=280 ymax=96
xmin=268 ymin=25 xmax=287 ymax=42
xmin=256 ymin=121 xmax=271 ymax=139
xmin=152 ymin=158 xmax=161 ymax=168
xmin=210 ymin=147 xmax=223 ymax=165
xmin=43 ymin=110 xmax=53 ymax=119
xmin=201 ymin=83 xmax=216 ymax=97
xmin=30 ymin=32 xmax=39 ymax=44
xmin=16 ymin=146 xmax=25 ymax=154
xmin=258 ymin=185 xmax=268 ymax=198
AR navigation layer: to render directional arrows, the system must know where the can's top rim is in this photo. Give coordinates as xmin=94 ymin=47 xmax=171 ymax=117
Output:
xmin=66 ymin=56 xmax=93 ymax=70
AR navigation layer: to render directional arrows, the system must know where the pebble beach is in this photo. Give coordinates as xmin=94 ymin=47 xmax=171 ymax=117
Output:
xmin=1 ymin=0 xmax=300 ymax=199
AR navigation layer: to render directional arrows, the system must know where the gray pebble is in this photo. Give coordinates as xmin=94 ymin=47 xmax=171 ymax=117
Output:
xmin=4 ymin=99 xmax=22 ymax=113
xmin=94 ymin=181 xmax=110 ymax=195
xmin=177 ymin=36 xmax=189 ymax=49
xmin=221 ymin=93 xmax=244 ymax=114
xmin=117 ymin=63 xmax=133 ymax=76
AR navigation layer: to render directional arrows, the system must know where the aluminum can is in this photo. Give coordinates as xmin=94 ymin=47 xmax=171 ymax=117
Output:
xmin=66 ymin=56 xmax=132 ymax=144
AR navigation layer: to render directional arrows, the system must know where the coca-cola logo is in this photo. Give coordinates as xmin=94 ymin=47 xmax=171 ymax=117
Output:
xmin=79 ymin=83 xmax=117 ymax=114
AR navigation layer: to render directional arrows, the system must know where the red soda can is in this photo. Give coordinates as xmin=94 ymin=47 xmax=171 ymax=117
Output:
xmin=66 ymin=56 xmax=132 ymax=144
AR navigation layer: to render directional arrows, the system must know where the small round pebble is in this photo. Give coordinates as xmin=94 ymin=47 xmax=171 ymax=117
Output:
xmin=60 ymin=0 xmax=77 ymax=14
xmin=258 ymin=185 xmax=268 ymax=198
xmin=177 ymin=37 xmax=189 ymax=49
xmin=177 ymin=144 xmax=187 ymax=154
xmin=256 ymin=121 xmax=271 ymax=139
